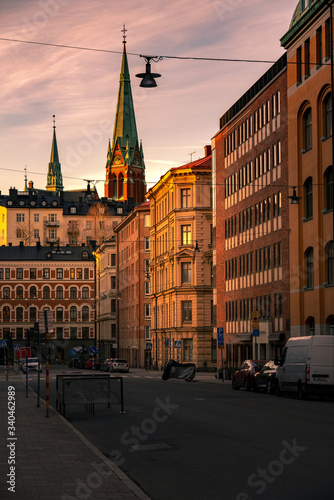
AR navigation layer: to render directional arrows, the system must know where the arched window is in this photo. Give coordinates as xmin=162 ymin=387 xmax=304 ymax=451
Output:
xmin=305 ymin=316 xmax=315 ymax=336
xmin=304 ymin=108 xmax=312 ymax=151
xmin=3 ymin=287 xmax=10 ymax=299
xmin=325 ymin=166 xmax=333 ymax=211
xmin=16 ymin=307 xmax=23 ymax=322
xmin=82 ymin=287 xmax=89 ymax=299
xmin=327 ymin=241 xmax=334 ymax=285
xmin=30 ymin=286 xmax=37 ymax=299
xmin=70 ymin=306 xmax=77 ymax=321
xmin=82 ymin=306 xmax=89 ymax=321
xmin=305 ymin=247 xmax=314 ymax=289
xmin=70 ymin=287 xmax=77 ymax=299
xmin=56 ymin=286 xmax=63 ymax=299
xmin=43 ymin=286 xmax=50 ymax=299
xmin=304 ymin=177 xmax=313 ymax=219
xmin=56 ymin=307 xmax=63 ymax=321
xmin=29 ymin=307 xmax=37 ymax=322
xmin=326 ymin=315 xmax=334 ymax=335
xmin=3 ymin=306 xmax=10 ymax=321
xmin=16 ymin=286 xmax=24 ymax=299
xmin=324 ymin=93 xmax=332 ymax=139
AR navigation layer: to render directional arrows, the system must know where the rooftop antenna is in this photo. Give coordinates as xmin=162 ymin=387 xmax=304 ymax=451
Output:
xmin=122 ymin=25 xmax=127 ymax=44
xmin=188 ymin=152 xmax=195 ymax=162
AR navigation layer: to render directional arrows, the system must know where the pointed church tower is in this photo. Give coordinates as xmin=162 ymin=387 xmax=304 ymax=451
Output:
xmin=46 ymin=115 xmax=64 ymax=192
xmin=104 ymin=28 xmax=146 ymax=203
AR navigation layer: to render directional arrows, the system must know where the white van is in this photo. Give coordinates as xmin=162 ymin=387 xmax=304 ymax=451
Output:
xmin=276 ymin=336 xmax=334 ymax=399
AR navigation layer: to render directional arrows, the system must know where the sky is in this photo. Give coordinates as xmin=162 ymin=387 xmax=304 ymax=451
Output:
xmin=0 ymin=0 xmax=296 ymax=196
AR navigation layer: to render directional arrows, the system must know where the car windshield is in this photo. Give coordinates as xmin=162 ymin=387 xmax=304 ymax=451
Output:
xmin=115 ymin=359 xmax=127 ymax=363
xmin=28 ymin=358 xmax=39 ymax=363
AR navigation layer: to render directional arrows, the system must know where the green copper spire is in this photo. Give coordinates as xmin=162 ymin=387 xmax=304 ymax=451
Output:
xmin=46 ymin=115 xmax=63 ymax=192
xmin=111 ymin=36 xmax=138 ymax=152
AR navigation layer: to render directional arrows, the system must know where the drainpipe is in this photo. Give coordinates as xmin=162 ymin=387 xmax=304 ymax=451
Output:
xmin=149 ymin=188 xmax=158 ymax=369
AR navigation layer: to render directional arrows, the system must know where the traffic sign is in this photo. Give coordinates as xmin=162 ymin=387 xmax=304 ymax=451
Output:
xmin=164 ymin=338 xmax=169 ymax=347
xmin=252 ymin=310 xmax=260 ymax=337
xmin=146 ymin=342 xmax=153 ymax=351
xmin=14 ymin=344 xmax=21 ymax=351
xmin=0 ymin=340 xmax=8 ymax=348
xmin=217 ymin=327 xmax=224 ymax=347
xmin=89 ymin=346 xmax=97 ymax=354
xmin=70 ymin=349 xmax=77 ymax=356
xmin=174 ymin=340 xmax=182 ymax=348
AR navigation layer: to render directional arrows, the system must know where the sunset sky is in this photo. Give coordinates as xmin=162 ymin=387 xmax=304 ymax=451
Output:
xmin=0 ymin=0 xmax=296 ymax=196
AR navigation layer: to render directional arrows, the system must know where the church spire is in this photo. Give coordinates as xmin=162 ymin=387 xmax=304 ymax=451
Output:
xmin=104 ymin=27 xmax=146 ymax=203
xmin=46 ymin=115 xmax=63 ymax=192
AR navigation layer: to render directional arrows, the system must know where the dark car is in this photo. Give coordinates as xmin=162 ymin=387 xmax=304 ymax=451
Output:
xmin=100 ymin=358 xmax=114 ymax=371
xmin=253 ymin=359 xmax=279 ymax=394
xmin=232 ymin=360 xmax=263 ymax=390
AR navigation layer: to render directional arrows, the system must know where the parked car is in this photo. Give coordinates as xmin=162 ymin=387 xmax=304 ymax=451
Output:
xmin=276 ymin=335 xmax=334 ymax=399
xmin=253 ymin=360 xmax=278 ymax=394
xmin=110 ymin=359 xmax=129 ymax=373
xmin=22 ymin=358 xmax=42 ymax=373
xmin=100 ymin=358 xmax=114 ymax=371
xmin=232 ymin=360 xmax=263 ymax=390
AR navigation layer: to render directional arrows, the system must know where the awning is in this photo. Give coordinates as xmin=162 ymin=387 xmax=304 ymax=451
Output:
xmin=235 ymin=334 xmax=252 ymax=342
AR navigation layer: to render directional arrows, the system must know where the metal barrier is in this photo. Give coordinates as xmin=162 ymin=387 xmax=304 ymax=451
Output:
xmin=56 ymin=374 xmax=124 ymax=416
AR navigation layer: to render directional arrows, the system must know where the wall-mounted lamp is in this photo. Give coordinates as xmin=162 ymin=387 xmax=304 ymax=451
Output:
xmin=136 ymin=56 xmax=162 ymax=87
xmin=288 ymin=186 xmax=302 ymax=205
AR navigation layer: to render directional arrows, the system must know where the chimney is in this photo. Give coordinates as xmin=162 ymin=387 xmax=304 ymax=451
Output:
xmin=28 ymin=181 xmax=34 ymax=189
xmin=19 ymin=241 xmax=24 ymax=247
xmin=8 ymin=242 xmax=12 ymax=246
xmin=204 ymin=145 xmax=211 ymax=157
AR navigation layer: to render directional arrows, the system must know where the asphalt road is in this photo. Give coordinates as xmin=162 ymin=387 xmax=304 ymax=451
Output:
xmin=27 ymin=367 xmax=334 ymax=500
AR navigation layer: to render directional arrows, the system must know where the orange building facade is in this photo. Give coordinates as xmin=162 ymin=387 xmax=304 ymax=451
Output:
xmin=281 ymin=0 xmax=334 ymax=336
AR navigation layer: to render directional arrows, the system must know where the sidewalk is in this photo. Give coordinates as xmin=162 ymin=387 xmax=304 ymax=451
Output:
xmin=0 ymin=369 xmax=151 ymax=500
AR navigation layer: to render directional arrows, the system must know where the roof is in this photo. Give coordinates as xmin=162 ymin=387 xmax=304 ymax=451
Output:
xmin=0 ymin=244 xmax=95 ymax=261
xmin=169 ymin=155 xmax=212 ymax=173
xmin=281 ymin=0 xmax=325 ymax=47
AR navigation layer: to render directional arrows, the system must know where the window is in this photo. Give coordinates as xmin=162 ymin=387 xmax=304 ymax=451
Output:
xmin=82 ymin=327 xmax=89 ymax=339
xmin=56 ymin=308 xmax=63 ymax=321
xmin=34 ymin=229 xmax=39 ymax=239
xmin=110 ymin=299 xmax=116 ymax=313
xmin=145 ymin=303 xmax=151 ymax=319
xmin=16 ymin=307 xmax=23 ymax=322
xmin=30 ymin=268 xmax=36 ymax=280
xmin=145 ymin=237 xmax=150 ymax=251
xmin=43 ymin=268 xmax=50 ymax=279
xmin=304 ymin=38 xmax=310 ymax=78
xmin=0 ymin=269 xmax=3 ymax=280
xmin=327 ymin=241 xmax=334 ymax=285
xmin=181 ymin=188 xmax=191 ymax=208
xmin=324 ymin=94 xmax=332 ymax=139
xmin=16 ymin=268 xmax=23 ymax=280
xmin=183 ymin=339 xmax=193 ymax=361
xmin=82 ymin=287 xmax=89 ymax=299
xmin=297 ymin=46 xmax=302 ymax=83
xmin=110 ymin=276 xmax=116 ymax=289
xmin=181 ymin=225 xmax=191 ymax=245
xmin=145 ymin=281 xmax=150 ymax=295
xmin=181 ymin=301 xmax=192 ymax=323
xmin=70 ymin=287 xmax=77 ymax=299
xmin=84 ymin=268 xmax=90 ymax=279
xmin=16 ymin=286 xmax=23 ymax=299
xmin=144 ymin=214 xmax=150 ymax=227
xmin=5 ymin=268 xmax=10 ymax=279
xmin=48 ymin=229 xmax=57 ymax=240
xmin=316 ymin=26 xmax=323 ymax=67
xmin=49 ymin=213 xmax=57 ymax=222
xmin=3 ymin=306 xmax=10 ymax=321
xmin=29 ymin=286 xmax=37 ymax=299
xmin=29 ymin=307 xmax=37 ymax=322
xmin=16 ymin=213 xmax=25 ymax=223
xmin=70 ymin=268 xmax=75 ymax=279
xmin=82 ymin=306 xmax=89 ymax=321
xmin=43 ymin=286 xmax=50 ymax=299
xmin=181 ymin=262 xmax=191 ymax=284
xmin=306 ymin=247 xmax=314 ymax=289
xmin=34 ymin=214 xmax=39 ymax=223
xmin=110 ymin=254 xmax=116 ymax=267
xmin=145 ymin=326 xmax=150 ymax=340
xmin=326 ymin=166 xmax=333 ymax=211
xmin=70 ymin=306 xmax=77 ymax=321
xmin=3 ymin=287 xmax=10 ymax=299
xmin=304 ymin=177 xmax=313 ymax=219
xmin=57 ymin=268 xmax=63 ymax=279
xmin=56 ymin=286 xmax=63 ymax=299
xmin=16 ymin=228 xmax=22 ymax=239
xmin=304 ymin=108 xmax=312 ymax=151
xmin=70 ymin=327 xmax=77 ymax=339
xmin=56 ymin=327 xmax=63 ymax=340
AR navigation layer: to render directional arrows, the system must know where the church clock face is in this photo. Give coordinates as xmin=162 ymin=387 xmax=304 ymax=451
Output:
xmin=114 ymin=154 xmax=122 ymax=165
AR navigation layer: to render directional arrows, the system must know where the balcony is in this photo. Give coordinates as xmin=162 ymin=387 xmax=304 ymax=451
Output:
xmin=45 ymin=220 xmax=60 ymax=227
xmin=67 ymin=224 xmax=79 ymax=235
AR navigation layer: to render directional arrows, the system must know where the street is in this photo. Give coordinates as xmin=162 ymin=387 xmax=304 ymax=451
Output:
xmin=27 ymin=366 xmax=334 ymax=500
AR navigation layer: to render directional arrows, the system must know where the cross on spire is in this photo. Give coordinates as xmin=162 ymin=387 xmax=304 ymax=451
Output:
xmin=122 ymin=25 xmax=127 ymax=44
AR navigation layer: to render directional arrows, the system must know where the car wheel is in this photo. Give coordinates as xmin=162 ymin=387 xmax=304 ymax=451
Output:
xmin=297 ymin=382 xmax=307 ymax=400
xmin=232 ymin=378 xmax=239 ymax=390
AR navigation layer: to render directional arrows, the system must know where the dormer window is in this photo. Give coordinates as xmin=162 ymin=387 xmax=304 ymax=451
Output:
xmin=70 ymin=206 xmax=77 ymax=214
